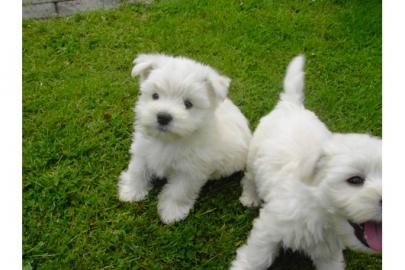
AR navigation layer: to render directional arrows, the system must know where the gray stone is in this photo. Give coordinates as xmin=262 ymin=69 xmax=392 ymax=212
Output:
xmin=22 ymin=0 xmax=153 ymax=19
xmin=23 ymin=0 xmax=65 ymax=5
xmin=56 ymin=0 xmax=104 ymax=17
xmin=101 ymin=0 xmax=120 ymax=8
xmin=23 ymin=3 xmax=57 ymax=19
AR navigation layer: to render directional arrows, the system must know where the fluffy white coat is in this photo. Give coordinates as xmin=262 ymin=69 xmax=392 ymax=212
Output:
xmin=118 ymin=54 xmax=252 ymax=224
xmin=231 ymin=55 xmax=382 ymax=270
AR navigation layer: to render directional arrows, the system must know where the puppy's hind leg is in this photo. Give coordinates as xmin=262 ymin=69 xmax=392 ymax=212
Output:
xmin=118 ymin=153 xmax=151 ymax=202
xmin=239 ymin=170 xmax=261 ymax=207
xmin=230 ymin=209 xmax=280 ymax=270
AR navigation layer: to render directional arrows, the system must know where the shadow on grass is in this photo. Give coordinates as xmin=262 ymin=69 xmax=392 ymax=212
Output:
xmin=148 ymin=171 xmax=246 ymax=204
xmin=269 ymin=249 xmax=315 ymax=270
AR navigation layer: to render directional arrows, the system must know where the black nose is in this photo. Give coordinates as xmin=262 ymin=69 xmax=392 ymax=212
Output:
xmin=157 ymin=112 xmax=173 ymax=126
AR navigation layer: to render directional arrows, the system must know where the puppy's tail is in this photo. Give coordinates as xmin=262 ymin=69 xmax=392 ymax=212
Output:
xmin=280 ymin=54 xmax=305 ymax=105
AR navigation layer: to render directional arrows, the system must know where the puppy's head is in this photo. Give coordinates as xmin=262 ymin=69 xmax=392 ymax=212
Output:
xmin=131 ymin=54 xmax=230 ymax=140
xmin=315 ymin=134 xmax=382 ymax=252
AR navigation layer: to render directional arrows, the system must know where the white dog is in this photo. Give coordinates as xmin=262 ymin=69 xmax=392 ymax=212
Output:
xmin=231 ymin=55 xmax=381 ymax=270
xmin=118 ymin=54 xmax=252 ymax=224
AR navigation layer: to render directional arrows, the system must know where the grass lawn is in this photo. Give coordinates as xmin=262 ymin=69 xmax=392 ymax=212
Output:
xmin=23 ymin=0 xmax=381 ymax=269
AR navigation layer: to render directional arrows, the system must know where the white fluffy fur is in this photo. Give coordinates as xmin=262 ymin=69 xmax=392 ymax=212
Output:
xmin=118 ymin=54 xmax=252 ymax=224
xmin=231 ymin=55 xmax=382 ymax=270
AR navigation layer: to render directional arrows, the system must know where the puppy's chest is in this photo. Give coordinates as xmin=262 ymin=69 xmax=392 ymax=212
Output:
xmin=267 ymin=194 xmax=342 ymax=252
xmin=143 ymin=143 xmax=193 ymax=177
xmin=278 ymin=215 xmax=342 ymax=253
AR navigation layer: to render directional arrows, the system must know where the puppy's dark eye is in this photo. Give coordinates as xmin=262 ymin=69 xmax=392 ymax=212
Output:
xmin=152 ymin=93 xmax=159 ymax=100
xmin=184 ymin=99 xmax=193 ymax=109
xmin=346 ymin=176 xmax=365 ymax=186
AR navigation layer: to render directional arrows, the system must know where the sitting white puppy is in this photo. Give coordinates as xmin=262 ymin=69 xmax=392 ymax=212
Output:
xmin=231 ymin=55 xmax=381 ymax=270
xmin=118 ymin=54 xmax=252 ymax=224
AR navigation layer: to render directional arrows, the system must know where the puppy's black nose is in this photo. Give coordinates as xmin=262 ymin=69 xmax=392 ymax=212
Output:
xmin=157 ymin=112 xmax=173 ymax=126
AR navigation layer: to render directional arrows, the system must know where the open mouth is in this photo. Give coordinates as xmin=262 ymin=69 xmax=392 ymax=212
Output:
xmin=349 ymin=221 xmax=382 ymax=252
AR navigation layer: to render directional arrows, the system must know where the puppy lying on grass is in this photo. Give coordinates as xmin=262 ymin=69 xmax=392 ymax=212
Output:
xmin=231 ymin=55 xmax=381 ymax=270
xmin=118 ymin=54 xmax=252 ymax=224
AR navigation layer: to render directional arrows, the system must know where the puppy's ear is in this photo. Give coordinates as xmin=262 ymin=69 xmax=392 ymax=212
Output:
xmin=131 ymin=54 xmax=164 ymax=80
xmin=311 ymin=153 xmax=327 ymax=183
xmin=299 ymin=148 xmax=328 ymax=185
xmin=206 ymin=72 xmax=231 ymax=102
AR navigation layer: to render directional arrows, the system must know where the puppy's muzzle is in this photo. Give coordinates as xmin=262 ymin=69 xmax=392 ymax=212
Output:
xmin=157 ymin=112 xmax=173 ymax=126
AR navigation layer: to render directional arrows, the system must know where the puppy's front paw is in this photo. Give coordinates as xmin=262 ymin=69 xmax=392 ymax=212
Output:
xmin=118 ymin=185 xmax=148 ymax=202
xmin=118 ymin=172 xmax=149 ymax=202
xmin=158 ymin=201 xmax=193 ymax=224
xmin=239 ymin=193 xmax=261 ymax=208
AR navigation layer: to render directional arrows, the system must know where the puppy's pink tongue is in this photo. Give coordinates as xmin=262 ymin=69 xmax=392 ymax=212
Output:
xmin=364 ymin=222 xmax=382 ymax=252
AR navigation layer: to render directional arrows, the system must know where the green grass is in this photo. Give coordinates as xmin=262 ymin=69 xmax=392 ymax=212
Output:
xmin=23 ymin=0 xmax=381 ymax=269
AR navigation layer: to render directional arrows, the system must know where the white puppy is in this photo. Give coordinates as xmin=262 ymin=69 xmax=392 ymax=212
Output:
xmin=118 ymin=54 xmax=252 ymax=224
xmin=231 ymin=55 xmax=381 ymax=270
